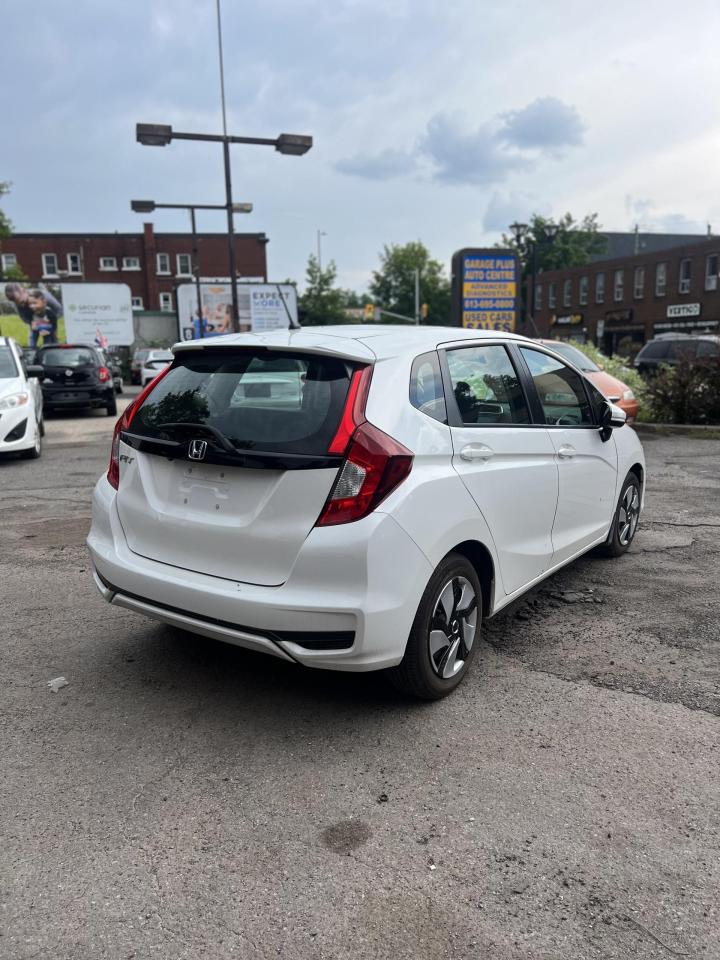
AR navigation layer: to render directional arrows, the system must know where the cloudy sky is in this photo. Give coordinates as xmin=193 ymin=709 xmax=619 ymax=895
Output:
xmin=4 ymin=0 xmax=720 ymax=291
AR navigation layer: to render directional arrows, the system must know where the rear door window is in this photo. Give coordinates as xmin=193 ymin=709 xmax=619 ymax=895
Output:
xmin=131 ymin=349 xmax=357 ymax=459
xmin=697 ymin=339 xmax=720 ymax=358
xmin=445 ymin=345 xmax=530 ymax=424
xmin=639 ymin=340 xmax=670 ymax=360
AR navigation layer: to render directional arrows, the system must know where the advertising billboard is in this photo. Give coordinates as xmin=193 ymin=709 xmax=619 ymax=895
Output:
xmin=1 ymin=281 xmax=64 ymax=346
xmin=177 ymin=282 xmax=299 ymax=341
xmin=451 ymin=248 xmax=519 ymax=331
xmin=61 ymin=283 xmax=134 ymax=346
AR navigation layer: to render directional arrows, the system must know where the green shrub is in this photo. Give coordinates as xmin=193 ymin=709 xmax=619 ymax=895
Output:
xmin=641 ymin=357 xmax=720 ymax=425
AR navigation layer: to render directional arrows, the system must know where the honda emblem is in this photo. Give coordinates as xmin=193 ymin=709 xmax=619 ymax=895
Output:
xmin=188 ymin=439 xmax=208 ymax=461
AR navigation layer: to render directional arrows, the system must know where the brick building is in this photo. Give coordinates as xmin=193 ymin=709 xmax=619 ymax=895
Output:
xmin=0 ymin=224 xmax=268 ymax=313
xmin=529 ymin=236 xmax=720 ymax=354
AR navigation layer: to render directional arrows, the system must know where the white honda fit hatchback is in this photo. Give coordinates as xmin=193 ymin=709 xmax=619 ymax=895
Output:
xmin=88 ymin=326 xmax=645 ymax=699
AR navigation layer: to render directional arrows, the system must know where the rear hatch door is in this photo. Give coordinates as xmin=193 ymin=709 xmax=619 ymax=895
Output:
xmin=116 ymin=346 xmax=369 ymax=586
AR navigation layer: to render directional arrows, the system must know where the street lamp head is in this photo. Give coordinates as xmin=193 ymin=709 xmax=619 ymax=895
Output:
xmin=543 ymin=221 xmax=560 ymax=242
xmin=232 ymin=202 xmax=253 ymax=214
xmin=136 ymin=123 xmax=173 ymax=146
xmin=275 ymin=133 xmax=313 ymax=156
xmin=130 ymin=200 xmax=156 ymax=213
xmin=509 ymin=221 xmax=529 ymax=244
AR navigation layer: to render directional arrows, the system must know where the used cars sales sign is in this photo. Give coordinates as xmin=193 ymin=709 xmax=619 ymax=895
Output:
xmin=451 ymin=248 xmax=519 ymax=331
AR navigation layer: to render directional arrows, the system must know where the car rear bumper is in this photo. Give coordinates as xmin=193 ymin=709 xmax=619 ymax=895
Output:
xmin=43 ymin=386 xmax=113 ymax=408
xmin=87 ymin=475 xmax=433 ymax=672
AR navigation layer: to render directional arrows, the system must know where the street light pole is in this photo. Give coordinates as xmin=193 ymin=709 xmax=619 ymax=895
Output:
xmin=189 ymin=206 xmax=203 ymax=332
xmin=135 ymin=123 xmax=313 ymax=333
xmin=222 ymin=139 xmax=240 ymax=333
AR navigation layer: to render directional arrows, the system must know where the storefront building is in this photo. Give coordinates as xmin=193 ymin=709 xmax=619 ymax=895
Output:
xmin=528 ymin=237 xmax=720 ymax=354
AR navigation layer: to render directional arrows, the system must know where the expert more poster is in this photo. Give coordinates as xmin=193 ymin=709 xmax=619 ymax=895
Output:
xmin=177 ymin=282 xmax=299 ymax=340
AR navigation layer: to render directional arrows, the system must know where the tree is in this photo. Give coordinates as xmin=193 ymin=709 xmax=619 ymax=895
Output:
xmin=369 ymin=241 xmax=451 ymax=325
xmin=500 ymin=213 xmax=607 ymax=317
xmin=299 ymin=255 xmax=347 ymax=325
xmin=0 ymin=181 xmax=13 ymax=237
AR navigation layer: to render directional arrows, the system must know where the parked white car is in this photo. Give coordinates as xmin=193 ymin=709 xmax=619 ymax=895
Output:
xmin=140 ymin=349 xmax=173 ymax=386
xmin=88 ymin=326 xmax=645 ymax=699
xmin=0 ymin=336 xmax=44 ymax=460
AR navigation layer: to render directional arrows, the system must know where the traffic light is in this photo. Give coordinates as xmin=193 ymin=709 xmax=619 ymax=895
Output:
xmin=421 ymin=303 xmax=429 ymax=320
xmin=364 ymin=303 xmax=375 ymax=320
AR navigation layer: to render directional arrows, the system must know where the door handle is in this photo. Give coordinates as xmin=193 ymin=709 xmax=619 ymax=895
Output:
xmin=557 ymin=444 xmax=576 ymax=459
xmin=459 ymin=443 xmax=494 ymax=461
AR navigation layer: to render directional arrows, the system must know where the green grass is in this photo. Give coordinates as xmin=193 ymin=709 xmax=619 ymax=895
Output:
xmin=0 ymin=314 xmax=66 ymax=346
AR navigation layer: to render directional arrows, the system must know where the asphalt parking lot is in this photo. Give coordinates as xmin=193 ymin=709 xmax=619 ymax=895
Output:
xmin=1 ymin=405 xmax=719 ymax=960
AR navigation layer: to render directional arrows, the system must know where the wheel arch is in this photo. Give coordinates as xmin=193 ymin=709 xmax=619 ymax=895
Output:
xmin=446 ymin=540 xmax=495 ymax=619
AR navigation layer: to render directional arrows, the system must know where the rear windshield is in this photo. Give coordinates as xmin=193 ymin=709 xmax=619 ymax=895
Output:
xmin=0 ymin=345 xmax=19 ymax=378
xmin=40 ymin=347 xmax=96 ymax=367
xmin=131 ymin=349 xmax=356 ymax=456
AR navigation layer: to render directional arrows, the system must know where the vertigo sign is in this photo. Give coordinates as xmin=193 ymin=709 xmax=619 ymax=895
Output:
xmin=451 ymin=248 xmax=519 ymax=331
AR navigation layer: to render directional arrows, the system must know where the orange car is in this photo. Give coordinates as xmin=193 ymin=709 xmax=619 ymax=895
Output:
xmin=537 ymin=339 xmax=639 ymax=424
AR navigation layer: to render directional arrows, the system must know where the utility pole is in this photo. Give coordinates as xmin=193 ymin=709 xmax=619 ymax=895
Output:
xmin=317 ymin=230 xmax=327 ymax=273
xmin=414 ymin=268 xmax=420 ymax=325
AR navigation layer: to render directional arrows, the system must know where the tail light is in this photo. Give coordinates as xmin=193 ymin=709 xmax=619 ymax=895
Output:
xmin=316 ymin=365 xmax=413 ymax=526
xmin=107 ymin=366 xmax=172 ymax=489
xmin=97 ymin=366 xmax=111 ymax=383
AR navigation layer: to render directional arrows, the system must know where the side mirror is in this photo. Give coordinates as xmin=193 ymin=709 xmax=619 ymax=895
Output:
xmin=599 ymin=400 xmax=626 ymax=441
xmin=26 ymin=364 xmax=44 ymax=378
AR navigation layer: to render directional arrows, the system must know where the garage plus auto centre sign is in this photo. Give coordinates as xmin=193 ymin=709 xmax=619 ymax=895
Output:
xmin=451 ymin=248 xmax=519 ymax=331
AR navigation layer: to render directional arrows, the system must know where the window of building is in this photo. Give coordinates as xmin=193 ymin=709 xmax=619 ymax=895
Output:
xmin=42 ymin=253 xmax=59 ymax=277
xmin=655 ymin=262 xmax=667 ymax=296
xmin=156 ymin=252 xmax=171 ymax=275
xmin=548 ymin=282 xmax=557 ymax=309
xmin=123 ymin=256 xmax=141 ymax=271
xmin=131 ymin=297 xmax=144 ymax=310
xmin=633 ymin=266 xmax=645 ymax=299
xmin=176 ymin=253 xmax=193 ymax=276
xmin=446 ymin=345 xmax=530 ymax=425
xmin=595 ymin=273 xmax=605 ymax=304
xmin=534 ymin=283 xmax=542 ymax=311
xmin=67 ymin=253 xmax=82 ymax=275
xmin=705 ymin=254 xmax=718 ymax=292
xmin=613 ymin=269 xmax=624 ymax=302
xmin=159 ymin=292 xmax=174 ymax=312
xmin=562 ymin=279 xmax=572 ymax=308
xmin=679 ymin=258 xmax=692 ymax=294
xmin=579 ymin=276 xmax=588 ymax=306
xmin=1 ymin=253 xmax=17 ymax=272
xmin=100 ymin=257 xmax=117 ymax=271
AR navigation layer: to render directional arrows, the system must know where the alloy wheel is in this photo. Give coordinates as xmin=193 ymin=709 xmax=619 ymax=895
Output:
xmin=428 ymin=576 xmax=478 ymax=679
xmin=618 ymin=484 xmax=640 ymax=546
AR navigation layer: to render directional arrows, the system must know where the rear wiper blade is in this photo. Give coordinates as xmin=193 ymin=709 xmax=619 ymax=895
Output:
xmin=153 ymin=421 xmax=237 ymax=453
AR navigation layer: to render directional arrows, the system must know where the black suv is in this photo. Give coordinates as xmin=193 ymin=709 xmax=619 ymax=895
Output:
xmin=634 ymin=334 xmax=720 ymax=376
xmin=37 ymin=344 xmax=117 ymax=416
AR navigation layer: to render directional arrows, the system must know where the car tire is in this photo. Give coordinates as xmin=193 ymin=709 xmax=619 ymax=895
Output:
xmin=106 ymin=396 xmax=118 ymax=417
xmin=390 ymin=552 xmax=482 ymax=700
xmin=20 ymin=424 xmax=42 ymax=460
xmin=599 ymin=472 xmax=641 ymax=557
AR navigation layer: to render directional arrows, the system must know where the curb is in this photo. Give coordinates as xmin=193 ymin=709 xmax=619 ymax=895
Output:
xmin=634 ymin=422 xmax=720 ymax=438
